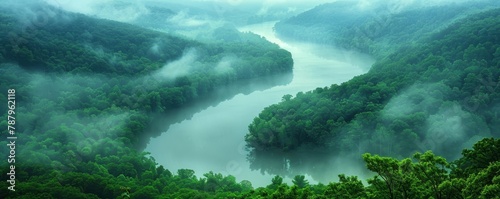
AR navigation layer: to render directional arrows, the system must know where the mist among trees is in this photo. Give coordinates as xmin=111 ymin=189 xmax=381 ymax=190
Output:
xmin=1 ymin=0 xmax=499 ymax=198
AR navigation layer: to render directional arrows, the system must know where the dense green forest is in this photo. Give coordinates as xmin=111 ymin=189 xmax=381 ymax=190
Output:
xmin=274 ymin=0 xmax=500 ymax=58
xmin=2 ymin=135 xmax=499 ymax=198
xmin=246 ymin=4 xmax=500 ymax=183
xmin=0 ymin=3 xmax=293 ymax=145
xmin=1 ymin=2 xmax=499 ymax=199
xmin=0 ymin=3 xmax=292 ymax=198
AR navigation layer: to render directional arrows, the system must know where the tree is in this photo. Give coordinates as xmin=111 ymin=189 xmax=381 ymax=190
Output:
xmin=413 ymin=151 xmax=450 ymax=199
xmin=363 ymin=153 xmax=400 ymax=199
xmin=203 ymin=171 xmax=223 ymax=192
xmin=292 ymin=175 xmax=309 ymax=188
xmin=240 ymin=180 xmax=253 ymax=192
xmin=453 ymin=138 xmax=500 ymax=178
xmin=282 ymin=94 xmax=293 ymax=102
xmin=324 ymin=174 xmax=367 ymax=198
xmin=463 ymin=161 xmax=500 ymax=199
xmin=177 ymin=169 xmax=196 ymax=180
xmin=267 ymin=175 xmax=283 ymax=190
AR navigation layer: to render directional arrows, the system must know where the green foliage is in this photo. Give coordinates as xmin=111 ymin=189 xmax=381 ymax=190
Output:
xmin=361 ymin=143 xmax=500 ymax=199
xmin=463 ymin=162 xmax=500 ymax=199
xmin=0 ymin=138 xmax=497 ymax=198
xmin=453 ymin=138 xmax=500 ymax=177
xmin=324 ymin=174 xmax=367 ymax=199
xmin=246 ymin=7 xmax=500 ymax=174
xmin=0 ymin=3 xmax=292 ymax=199
xmin=275 ymin=1 xmax=500 ymax=57
xmin=292 ymin=175 xmax=309 ymax=188
xmin=267 ymin=175 xmax=283 ymax=190
xmin=0 ymin=2 xmax=499 ymax=199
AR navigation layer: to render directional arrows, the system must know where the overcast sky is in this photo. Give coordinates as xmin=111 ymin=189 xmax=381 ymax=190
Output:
xmin=45 ymin=0 xmax=336 ymax=16
xmin=45 ymin=0 xmax=476 ymax=15
xmin=24 ymin=0 xmax=477 ymax=32
xmin=35 ymin=0 xmax=339 ymax=24
xmin=0 ymin=0 xmax=474 ymax=30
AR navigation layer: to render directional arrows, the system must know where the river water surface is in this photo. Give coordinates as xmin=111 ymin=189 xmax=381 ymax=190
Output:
xmin=145 ymin=21 xmax=374 ymax=187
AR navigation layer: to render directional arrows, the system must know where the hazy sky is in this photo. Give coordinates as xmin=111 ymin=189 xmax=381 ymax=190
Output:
xmin=44 ymin=0 xmax=476 ymax=20
xmin=8 ymin=0 xmax=480 ymax=13
xmin=160 ymin=0 xmax=334 ymax=6
xmin=15 ymin=0 xmax=328 ymax=27
xmin=44 ymin=0 xmax=336 ymax=20
xmin=46 ymin=0 xmax=334 ymax=10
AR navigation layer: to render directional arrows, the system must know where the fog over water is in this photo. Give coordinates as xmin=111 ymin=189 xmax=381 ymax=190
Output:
xmin=145 ymin=21 xmax=375 ymax=187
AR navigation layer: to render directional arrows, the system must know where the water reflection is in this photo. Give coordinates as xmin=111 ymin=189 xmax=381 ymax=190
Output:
xmin=141 ymin=72 xmax=293 ymax=148
xmin=248 ymin=149 xmax=373 ymax=184
xmin=146 ymin=21 xmax=374 ymax=187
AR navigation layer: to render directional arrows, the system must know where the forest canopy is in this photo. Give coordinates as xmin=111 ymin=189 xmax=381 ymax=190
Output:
xmin=0 ymin=3 xmax=293 ymax=198
xmin=274 ymin=0 xmax=500 ymax=57
xmin=246 ymin=5 xmax=500 ymax=180
xmin=0 ymin=1 xmax=499 ymax=199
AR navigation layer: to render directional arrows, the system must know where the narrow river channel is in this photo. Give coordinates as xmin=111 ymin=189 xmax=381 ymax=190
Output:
xmin=145 ymin=21 xmax=374 ymax=187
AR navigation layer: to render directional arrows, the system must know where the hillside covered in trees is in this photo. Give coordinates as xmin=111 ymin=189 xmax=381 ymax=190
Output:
xmin=0 ymin=2 xmax=293 ymax=144
xmin=0 ymin=2 xmax=292 ymax=198
xmin=1 ymin=1 xmax=499 ymax=199
xmin=274 ymin=0 xmax=500 ymax=57
xmin=246 ymin=3 xmax=500 ymax=183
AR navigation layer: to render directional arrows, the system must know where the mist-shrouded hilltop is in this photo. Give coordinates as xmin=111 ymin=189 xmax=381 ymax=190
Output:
xmin=274 ymin=0 xmax=500 ymax=57
xmin=45 ymin=0 xmax=321 ymax=40
xmin=0 ymin=2 xmax=293 ymax=147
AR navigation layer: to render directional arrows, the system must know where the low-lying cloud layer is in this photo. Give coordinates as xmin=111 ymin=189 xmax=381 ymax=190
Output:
xmin=153 ymin=48 xmax=198 ymax=81
xmin=381 ymin=83 xmax=492 ymax=159
xmin=167 ymin=10 xmax=211 ymax=28
xmin=45 ymin=0 xmax=149 ymax=22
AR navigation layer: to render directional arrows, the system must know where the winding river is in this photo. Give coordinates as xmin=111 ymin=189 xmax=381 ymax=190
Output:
xmin=145 ymin=21 xmax=374 ymax=187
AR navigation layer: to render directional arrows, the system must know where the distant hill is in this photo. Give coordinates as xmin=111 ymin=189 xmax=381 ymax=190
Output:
xmin=274 ymin=0 xmax=500 ymax=57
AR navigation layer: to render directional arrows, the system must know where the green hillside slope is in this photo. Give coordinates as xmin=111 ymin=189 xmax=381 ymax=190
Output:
xmin=247 ymin=8 xmax=500 ymax=168
xmin=274 ymin=0 xmax=500 ymax=57
xmin=0 ymin=4 xmax=292 ymax=198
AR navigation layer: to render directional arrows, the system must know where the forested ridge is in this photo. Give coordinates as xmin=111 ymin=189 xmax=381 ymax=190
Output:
xmin=274 ymin=0 xmax=500 ymax=58
xmin=245 ymin=2 xmax=500 ymax=190
xmin=0 ymin=3 xmax=293 ymax=145
xmin=0 ymin=3 xmax=293 ymax=198
xmin=0 ymin=2 xmax=499 ymax=199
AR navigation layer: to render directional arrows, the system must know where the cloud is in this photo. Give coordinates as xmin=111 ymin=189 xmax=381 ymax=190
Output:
xmin=422 ymin=102 xmax=491 ymax=159
xmin=0 ymin=63 xmax=136 ymax=168
xmin=425 ymin=104 xmax=468 ymax=150
xmin=46 ymin=0 xmax=149 ymax=22
xmin=43 ymin=0 xmax=335 ymax=22
xmin=154 ymin=48 xmax=198 ymax=80
xmin=0 ymin=0 xmax=64 ymax=30
xmin=382 ymin=83 xmax=450 ymax=119
xmin=214 ymin=56 xmax=236 ymax=74
xmin=356 ymin=0 xmax=484 ymax=13
xmin=149 ymin=42 xmax=161 ymax=56
xmin=380 ymin=82 xmax=492 ymax=159
xmin=167 ymin=10 xmax=211 ymax=28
